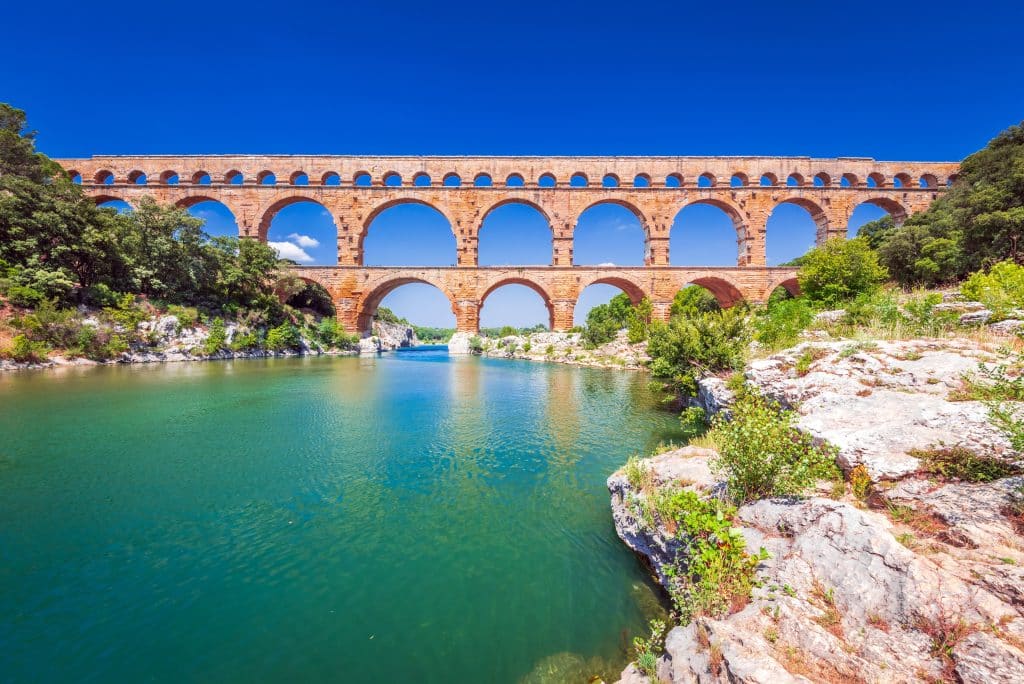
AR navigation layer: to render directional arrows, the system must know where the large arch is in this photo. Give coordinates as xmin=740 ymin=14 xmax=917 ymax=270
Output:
xmin=176 ymin=197 xmax=241 ymax=239
xmin=479 ymin=279 xmax=554 ymax=330
xmin=355 ymin=276 xmax=457 ymax=334
xmin=685 ymin=275 xmax=745 ymax=307
xmin=766 ymin=199 xmax=825 ymax=265
xmin=361 ymin=200 xmax=457 ymax=266
xmin=478 ymin=200 xmax=553 ymax=266
xmin=847 ymin=197 xmax=909 ymax=237
xmin=259 ymin=197 xmax=338 ymax=265
xmin=670 ymin=199 xmax=745 ymax=266
xmin=573 ymin=201 xmax=648 ymax=266
xmin=764 ymin=274 xmax=801 ymax=301
xmin=573 ymin=276 xmax=648 ymax=327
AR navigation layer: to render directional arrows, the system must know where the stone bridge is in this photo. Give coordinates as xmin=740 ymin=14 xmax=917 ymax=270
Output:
xmin=56 ymin=155 xmax=958 ymax=332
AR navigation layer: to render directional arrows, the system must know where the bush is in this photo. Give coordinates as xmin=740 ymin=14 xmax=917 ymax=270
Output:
xmin=753 ymin=297 xmax=813 ymax=350
xmin=468 ymin=335 xmax=484 ymax=354
xmin=584 ymin=293 xmax=650 ymax=347
xmin=230 ymin=329 xmax=262 ymax=352
xmin=82 ymin=283 xmax=122 ymax=308
xmin=104 ymin=294 xmax=147 ymax=332
xmin=798 ymin=237 xmax=888 ymax=307
xmin=5 ymin=284 xmax=44 ymax=308
xmin=960 ymin=260 xmax=1024 ymax=317
xmin=647 ymin=306 xmax=750 ymax=397
xmin=911 ymin=446 xmax=1020 ymax=483
xmin=167 ymin=304 xmax=200 ymax=330
xmin=201 ymin=317 xmax=227 ymax=355
xmin=2 ymin=334 xmax=49 ymax=362
xmin=709 ymin=390 xmax=840 ymax=503
xmin=265 ymin=323 xmax=301 ymax=352
xmin=670 ymin=286 xmax=720 ymax=319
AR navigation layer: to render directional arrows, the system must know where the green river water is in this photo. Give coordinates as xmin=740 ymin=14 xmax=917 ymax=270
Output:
xmin=0 ymin=348 xmax=682 ymax=683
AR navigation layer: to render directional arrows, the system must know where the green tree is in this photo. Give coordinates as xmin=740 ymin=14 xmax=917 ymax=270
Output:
xmin=797 ymin=237 xmax=887 ymax=307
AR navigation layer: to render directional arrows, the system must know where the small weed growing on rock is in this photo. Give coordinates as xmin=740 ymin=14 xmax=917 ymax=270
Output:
xmin=811 ymin=582 xmax=843 ymax=639
xmin=623 ymin=456 xmax=656 ymax=494
xmin=916 ymin=611 xmax=976 ymax=681
xmin=794 ymin=347 xmax=828 ymax=377
xmin=867 ymin=612 xmax=890 ymax=632
xmin=632 ymin=618 xmax=667 ymax=679
xmin=850 ymin=465 xmax=873 ymax=501
xmin=763 ymin=626 xmax=779 ymax=644
xmin=782 ymin=584 xmax=797 ymax=598
xmin=709 ymin=389 xmax=840 ymax=503
xmin=911 ymin=446 xmax=1020 ymax=483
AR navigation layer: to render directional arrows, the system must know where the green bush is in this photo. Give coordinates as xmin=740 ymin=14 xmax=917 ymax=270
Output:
xmin=797 ymin=237 xmax=888 ymax=307
xmin=709 ymin=390 xmax=839 ymax=503
xmin=6 ymin=284 xmax=44 ymax=308
xmin=374 ymin=306 xmax=407 ymax=324
xmin=670 ymin=286 xmax=720 ymax=319
xmin=960 ymin=260 xmax=1024 ymax=317
xmin=911 ymin=446 xmax=1020 ymax=483
xmin=753 ymin=297 xmax=813 ymax=350
xmin=468 ymin=335 xmax=484 ymax=354
xmin=230 ymin=329 xmax=262 ymax=352
xmin=167 ymin=304 xmax=200 ymax=330
xmin=82 ymin=283 xmax=121 ymax=308
xmin=103 ymin=294 xmax=147 ymax=332
xmin=2 ymin=334 xmax=49 ymax=362
xmin=265 ymin=323 xmax=301 ymax=352
xmin=647 ymin=306 xmax=750 ymax=397
xmin=584 ymin=293 xmax=651 ymax=347
xmin=201 ymin=318 xmax=227 ymax=355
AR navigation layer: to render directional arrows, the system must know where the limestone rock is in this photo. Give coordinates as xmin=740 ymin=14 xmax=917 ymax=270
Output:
xmin=989 ymin=319 xmax=1024 ymax=335
xmin=812 ymin=309 xmax=845 ymax=324
xmin=446 ymin=331 xmax=475 ymax=355
xmin=960 ymin=309 xmax=993 ymax=325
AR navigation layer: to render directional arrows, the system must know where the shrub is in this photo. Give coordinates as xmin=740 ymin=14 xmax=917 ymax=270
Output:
xmin=850 ymin=464 xmax=872 ymax=501
xmin=468 ymin=335 xmax=484 ymax=354
xmin=797 ymin=237 xmax=888 ymax=307
xmin=201 ymin=318 xmax=227 ymax=356
xmin=960 ymin=260 xmax=1024 ymax=317
xmin=632 ymin=619 xmax=667 ymax=678
xmin=911 ymin=446 xmax=1020 ymax=482
xmin=658 ymin=489 xmax=768 ymax=622
xmin=97 ymin=334 xmax=129 ymax=360
xmin=709 ymin=390 xmax=840 ymax=503
xmin=167 ymin=304 xmax=200 ymax=330
xmin=82 ymin=283 xmax=121 ymax=308
xmin=647 ymin=306 xmax=750 ymax=397
xmin=13 ymin=299 xmax=82 ymax=348
xmin=374 ymin=306 xmax=407 ymax=324
xmin=230 ymin=329 xmax=262 ymax=352
xmin=753 ymin=297 xmax=813 ymax=350
xmin=2 ymin=334 xmax=49 ymax=362
xmin=104 ymin=294 xmax=147 ymax=331
xmin=5 ymin=284 xmax=44 ymax=308
xmin=670 ymin=286 xmax=720 ymax=319
xmin=265 ymin=323 xmax=301 ymax=351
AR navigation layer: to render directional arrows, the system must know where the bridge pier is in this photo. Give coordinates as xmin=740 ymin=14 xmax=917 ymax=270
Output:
xmin=453 ymin=300 xmax=480 ymax=332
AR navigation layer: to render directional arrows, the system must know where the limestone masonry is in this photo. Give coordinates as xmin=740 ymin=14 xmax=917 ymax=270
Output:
xmin=56 ymin=155 xmax=959 ymax=333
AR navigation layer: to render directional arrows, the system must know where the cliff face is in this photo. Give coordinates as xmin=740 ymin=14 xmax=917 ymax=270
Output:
xmin=612 ymin=338 xmax=1024 ymax=684
xmin=357 ymin=320 xmax=418 ymax=354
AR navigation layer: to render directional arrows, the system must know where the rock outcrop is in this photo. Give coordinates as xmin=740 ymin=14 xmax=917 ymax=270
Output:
xmin=479 ymin=329 xmax=650 ymax=370
xmin=357 ymin=320 xmax=418 ymax=354
xmin=612 ymin=339 xmax=1024 ymax=683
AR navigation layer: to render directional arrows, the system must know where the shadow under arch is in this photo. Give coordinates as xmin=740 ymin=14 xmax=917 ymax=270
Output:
xmin=685 ymin=275 xmax=745 ymax=307
xmin=479 ymin=277 xmax=555 ymax=329
xmin=356 ymin=276 xmax=457 ymax=334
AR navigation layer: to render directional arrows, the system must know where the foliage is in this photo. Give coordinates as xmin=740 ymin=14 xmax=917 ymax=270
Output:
xmin=910 ymin=446 xmax=1020 ymax=483
xmin=870 ymin=122 xmax=1024 ymax=286
xmin=960 ymin=260 xmax=1024 ymax=317
xmin=797 ymin=237 xmax=888 ymax=307
xmin=265 ymin=323 xmax=301 ymax=352
xmin=167 ymin=304 xmax=200 ymax=330
xmin=201 ymin=318 xmax=227 ymax=355
xmin=584 ymin=293 xmax=651 ymax=346
xmin=282 ymin=278 xmax=335 ymax=317
xmin=2 ymin=334 xmax=49 ymax=362
xmin=679 ymin=406 xmax=708 ymax=441
xmin=850 ymin=464 xmax=872 ymax=501
xmin=468 ymin=335 xmax=484 ymax=354
xmin=5 ymin=284 xmax=44 ymax=308
xmin=753 ymin=296 xmax=813 ymax=351
xmin=647 ymin=306 xmax=750 ymax=397
xmin=709 ymin=389 xmax=840 ymax=503
xmin=671 ymin=286 xmax=721 ymax=319
xmin=412 ymin=326 xmax=454 ymax=343
xmin=315 ymin=317 xmax=358 ymax=349
xmin=632 ymin=619 xmax=667 ymax=678
xmin=374 ymin=306 xmax=407 ymax=325
xmin=230 ymin=329 xmax=262 ymax=352
xmin=656 ymin=489 xmax=768 ymax=623
xmin=623 ymin=455 xmax=657 ymax=493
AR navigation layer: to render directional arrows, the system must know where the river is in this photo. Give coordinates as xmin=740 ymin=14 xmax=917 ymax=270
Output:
xmin=0 ymin=348 xmax=682 ymax=683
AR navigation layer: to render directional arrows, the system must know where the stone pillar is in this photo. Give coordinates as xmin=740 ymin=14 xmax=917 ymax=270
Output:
xmin=551 ymin=299 xmax=575 ymax=331
xmin=741 ymin=223 xmax=767 ymax=267
xmin=647 ymin=236 xmax=670 ymax=266
xmin=457 ymin=234 xmax=478 ymax=267
xmin=453 ymin=300 xmax=480 ymax=332
xmin=552 ymin=236 xmax=573 ymax=266
xmin=651 ymin=300 xmax=672 ymax=323
xmin=335 ymin=297 xmax=360 ymax=334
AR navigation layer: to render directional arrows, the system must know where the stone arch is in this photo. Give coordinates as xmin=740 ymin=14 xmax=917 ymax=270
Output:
xmin=257 ymin=195 xmax=336 ymax=241
xmin=412 ymin=172 xmax=432 ymax=187
xmin=760 ymin=172 xmax=779 ymax=187
xmin=383 ymin=171 xmax=403 ymax=187
xmin=841 ymin=173 xmax=859 ymax=188
xmin=774 ymin=197 xmax=829 ymax=243
xmin=191 ymin=170 xmax=211 ymax=185
xmin=127 ymin=170 xmax=147 ymax=185
xmin=765 ymin=274 xmax=801 ymax=301
xmin=506 ymin=173 xmax=525 ymax=187
xmin=919 ymin=173 xmax=938 ymax=189
xmin=670 ymin=198 xmax=747 ymax=266
xmin=570 ymin=172 xmax=589 ymax=187
xmin=289 ymin=171 xmax=309 ymax=186
xmin=893 ymin=172 xmax=913 ymax=189
xmin=634 ymin=173 xmax=652 ymax=188
xmin=93 ymin=194 xmax=132 ymax=207
xmin=322 ymin=171 xmax=341 ymax=186
xmin=474 ymin=172 xmax=493 ymax=187
xmin=257 ymin=171 xmax=277 ymax=186
xmin=94 ymin=169 xmax=114 ymax=185
xmin=355 ymin=276 xmax=457 ymax=334
xmin=867 ymin=172 xmax=887 ymax=188
xmin=697 ymin=172 xmax=715 ymax=188
xmin=602 ymin=173 xmax=620 ymax=188
xmin=813 ymin=172 xmax=831 ymax=187
xmin=685 ymin=275 xmax=745 ymax=307
xmin=786 ymin=173 xmax=805 ymax=187
xmin=575 ymin=274 xmax=647 ymax=304
xmin=573 ymin=199 xmax=650 ymax=266
xmin=573 ymin=199 xmax=650 ymax=239
xmin=176 ymin=196 xmax=243 ymax=238
xmin=730 ymin=172 xmax=749 ymax=187
xmin=360 ymin=198 xmax=457 ymax=266
xmin=860 ymin=197 xmax=909 ymax=224
xmin=225 ymin=170 xmax=243 ymax=185
xmin=159 ymin=170 xmax=180 ymax=185
xmin=479 ymin=277 xmax=555 ymax=330
xmin=66 ymin=169 xmax=82 ymax=184
xmin=479 ymin=197 xmax=553 ymax=228
xmin=478 ymin=199 xmax=553 ymax=266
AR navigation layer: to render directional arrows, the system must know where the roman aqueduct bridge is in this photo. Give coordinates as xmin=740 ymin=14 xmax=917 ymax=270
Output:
xmin=56 ymin=155 xmax=959 ymax=333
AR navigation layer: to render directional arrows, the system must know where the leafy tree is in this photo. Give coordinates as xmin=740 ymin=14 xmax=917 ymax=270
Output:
xmin=798 ymin=237 xmax=887 ymax=307
xmin=374 ymin=306 xmax=408 ymax=324
xmin=584 ymin=293 xmax=651 ymax=346
xmin=670 ymin=286 xmax=720 ymax=319
xmin=647 ymin=306 xmax=750 ymax=396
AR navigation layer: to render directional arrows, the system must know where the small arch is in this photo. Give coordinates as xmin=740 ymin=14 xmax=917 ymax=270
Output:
xmin=506 ymin=173 xmax=525 ymax=187
xmin=538 ymin=173 xmax=556 ymax=188
xmin=127 ymin=170 xmax=147 ymax=185
xmin=354 ymin=171 xmax=372 ymax=187
xmin=570 ymin=173 xmax=588 ymax=187
xmin=322 ymin=172 xmax=341 ymax=186
xmin=766 ymin=276 xmax=801 ymax=301
xmin=442 ymin=173 xmax=462 ymax=187
xmin=480 ymin=279 xmax=554 ymax=330
xmin=633 ymin=174 xmax=651 ymax=188
xmin=192 ymin=171 xmax=211 ymax=185
xmin=867 ymin=172 xmax=885 ymax=188
xmin=841 ymin=173 xmax=858 ymax=188
xmin=847 ymin=198 xmax=909 ymax=237
xmin=68 ymin=170 xmax=82 ymax=184
xmin=602 ymin=174 xmax=620 ymax=188
xmin=473 ymin=173 xmax=493 ymax=187
xmin=96 ymin=198 xmax=132 ymax=213
xmin=730 ymin=173 xmax=749 ymax=188
xmin=413 ymin=172 xmax=432 ymax=187
xmin=160 ymin=171 xmax=179 ymax=185
xmin=225 ymin=170 xmax=243 ymax=185
xmin=666 ymin=173 xmax=683 ymax=188
xmin=813 ymin=172 xmax=831 ymax=187
xmin=893 ymin=172 xmax=912 ymax=189
xmin=786 ymin=173 xmax=804 ymax=187
xmin=95 ymin=170 xmax=115 ymax=185
xmin=383 ymin=172 xmax=403 ymax=187
xmin=686 ymin=276 xmax=745 ymax=308
xmin=290 ymin=171 xmax=309 ymax=186
xmin=919 ymin=173 xmax=937 ymax=189
xmin=759 ymin=173 xmax=778 ymax=187
xmin=947 ymin=173 xmax=960 ymax=187
xmin=257 ymin=171 xmax=276 ymax=186
xmin=696 ymin=173 xmax=714 ymax=188
xmin=573 ymin=278 xmax=647 ymax=327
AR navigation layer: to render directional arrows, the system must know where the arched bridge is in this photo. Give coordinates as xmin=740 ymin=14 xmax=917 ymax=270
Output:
xmin=56 ymin=154 xmax=958 ymax=333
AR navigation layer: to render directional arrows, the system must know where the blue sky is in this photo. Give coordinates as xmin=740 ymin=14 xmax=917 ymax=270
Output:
xmin=6 ymin=1 xmax=1023 ymax=327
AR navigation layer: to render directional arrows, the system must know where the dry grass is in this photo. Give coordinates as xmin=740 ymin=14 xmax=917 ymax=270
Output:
xmin=811 ymin=581 xmax=844 ymax=639
xmin=916 ymin=610 xmax=977 ymax=682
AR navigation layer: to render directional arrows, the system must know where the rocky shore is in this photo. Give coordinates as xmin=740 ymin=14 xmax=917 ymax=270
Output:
xmin=447 ymin=329 xmax=650 ymax=369
xmin=610 ymin=338 xmax=1024 ymax=683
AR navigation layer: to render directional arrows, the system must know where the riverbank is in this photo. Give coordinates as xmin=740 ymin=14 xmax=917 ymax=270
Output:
xmin=448 ymin=330 xmax=651 ymax=371
xmin=609 ymin=337 xmax=1024 ymax=682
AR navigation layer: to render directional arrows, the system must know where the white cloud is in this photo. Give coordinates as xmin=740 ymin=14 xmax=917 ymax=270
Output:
xmin=598 ymin=262 xmax=616 ymax=267
xmin=269 ymin=241 xmax=314 ymax=263
xmin=287 ymin=233 xmax=320 ymax=248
